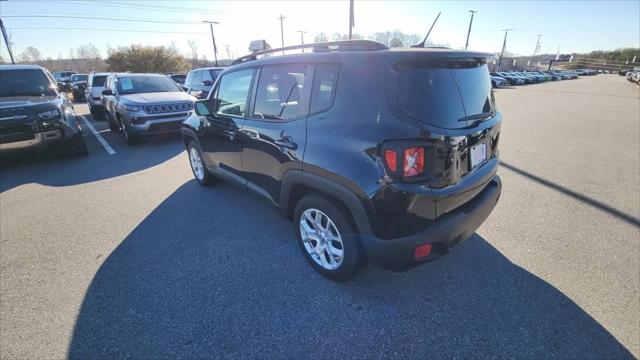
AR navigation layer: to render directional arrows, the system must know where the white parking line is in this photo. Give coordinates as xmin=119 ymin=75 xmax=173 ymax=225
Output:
xmin=79 ymin=115 xmax=116 ymax=155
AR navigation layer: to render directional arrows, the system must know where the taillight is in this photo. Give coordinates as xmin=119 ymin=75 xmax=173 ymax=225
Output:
xmin=384 ymin=150 xmax=397 ymax=172
xmin=403 ymin=147 xmax=424 ymax=177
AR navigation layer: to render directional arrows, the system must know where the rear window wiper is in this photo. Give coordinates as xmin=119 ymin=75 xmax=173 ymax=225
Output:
xmin=458 ymin=111 xmax=495 ymax=123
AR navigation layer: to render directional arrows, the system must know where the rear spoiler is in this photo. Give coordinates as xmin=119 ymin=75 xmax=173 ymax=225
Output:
xmin=386 ymin=50 xmax=495 ymax=66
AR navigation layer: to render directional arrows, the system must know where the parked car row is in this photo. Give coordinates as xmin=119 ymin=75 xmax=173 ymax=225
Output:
xmin=489 ymin=69 xmax=596 ymax=87
xmin=627 ymin=70 xmax=640 ymax=84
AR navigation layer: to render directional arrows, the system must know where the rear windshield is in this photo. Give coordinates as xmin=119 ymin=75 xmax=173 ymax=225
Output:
xmin=90 ymin=75 xmax=107 ymax=87
xmin=116 ymin=76 xmax=181 ymax=95
xmin=71 ymin=74 xmax=87 ymax=82
xmin=0 ymin=69 xmax=57 ymax=97
xmin=397 ymin=59 xmax=495 ymax=129
xmin=208 ymin=69 xmax=222 ymax=81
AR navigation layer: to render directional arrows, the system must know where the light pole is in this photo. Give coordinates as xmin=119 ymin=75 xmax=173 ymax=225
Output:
xmin=202 ymin=20 xmax=219 ymax=66
xmin=464 ymin=10 xmax=477 ymax=50
xmin=278 ymin=14 xmax=286 ymax=54
xmin=529 ymin=33 xmax=542 ymax=70
xmin=497 ymin=28 xmax=513 ymax=71
xmin=297 ymin=30 xmax=307 ymax=52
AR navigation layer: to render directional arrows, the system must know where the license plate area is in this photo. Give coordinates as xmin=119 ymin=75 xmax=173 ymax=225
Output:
xmin=469 ymin=141 xmax=487 ymax=169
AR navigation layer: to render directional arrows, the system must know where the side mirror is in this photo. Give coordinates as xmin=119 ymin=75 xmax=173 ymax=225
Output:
xmin=193 ymin=100 xmax=212 ymax=116
xmin=102 ymin=89 xmax=113 ymax=96
xmin=201 ymin=80 xmax=213 ymax=87
xmin=57 ymin=82 xmax=65 ymax=91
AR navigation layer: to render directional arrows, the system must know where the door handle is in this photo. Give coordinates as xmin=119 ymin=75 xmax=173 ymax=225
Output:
xmin=275 ymin=137 xmax=298 ymax=150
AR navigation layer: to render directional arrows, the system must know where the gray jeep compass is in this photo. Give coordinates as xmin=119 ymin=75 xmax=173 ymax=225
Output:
xmin=102 ymin=73 xmax=196 ymax=144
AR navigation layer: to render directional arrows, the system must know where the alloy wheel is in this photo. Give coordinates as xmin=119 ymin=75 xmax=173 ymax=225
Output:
xmin=299 ymin=208 xmax=344 ymax=270
xmin=189 ymin=147 xmax=204 ymax=181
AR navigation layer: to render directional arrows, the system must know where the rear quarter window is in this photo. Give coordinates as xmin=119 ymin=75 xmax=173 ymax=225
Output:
xmin=309 ymin=64 xmax=339 ymax=114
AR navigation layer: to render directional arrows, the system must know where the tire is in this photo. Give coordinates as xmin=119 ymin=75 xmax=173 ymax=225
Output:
xmin=68 ymin=135 xmax=89 ymax=157
xmin=121 ymin=123 xmax=138 ymax=145
xmin=294 ymin=194 xmax=361 ymax=281
xmin=106 ymin=112 xmax=119 ymax=132
xmin=187 ymin=140 xmax=215 ymax=186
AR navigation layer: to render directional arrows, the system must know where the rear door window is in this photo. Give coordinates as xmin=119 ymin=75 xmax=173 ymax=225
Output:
xmin=253 ymin=65 xmax=309 ymax=121
xmin=397 ymin=60 xmax=494 ymax=129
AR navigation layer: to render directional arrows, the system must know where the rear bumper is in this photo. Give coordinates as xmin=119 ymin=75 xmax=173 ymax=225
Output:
xmin=360 ymin=175 xmax=501 ymax=270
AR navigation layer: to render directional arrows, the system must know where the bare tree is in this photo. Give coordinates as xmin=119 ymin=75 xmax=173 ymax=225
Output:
xmin=314 ymin=32 xmax=328 ymax=43
xmin=18 ymin=46 xmax=42 ymax=63
xmin=76 ymin=43 xmax=100 ymax=59
xmin=187 ymin=40 xmax=199 ymax=67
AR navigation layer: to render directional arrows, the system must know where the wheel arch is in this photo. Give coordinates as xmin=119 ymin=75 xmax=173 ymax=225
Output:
xmin=280 ymin=170 xmax=375 ymax=237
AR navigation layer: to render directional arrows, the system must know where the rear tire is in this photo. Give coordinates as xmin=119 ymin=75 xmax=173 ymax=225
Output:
xmin=187 ymin=140 xmax=215 ymax=186
xmin=294 ymin=194 xmax=361 ymax=281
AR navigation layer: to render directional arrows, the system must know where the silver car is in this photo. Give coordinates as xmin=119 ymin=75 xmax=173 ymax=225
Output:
xmin=101 ymin=73 xmax=196 ymax=144
xmin=85 ymin=72 xmax=109 ymax=119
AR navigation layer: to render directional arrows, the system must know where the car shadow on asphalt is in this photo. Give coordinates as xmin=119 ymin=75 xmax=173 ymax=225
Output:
xmin=67 ymin=180 xmax=634 ymax=359
xmin=0 ymin=135 xmax=183 ymax=192
xmin=501 ymin=161 xmax=640 ymax=228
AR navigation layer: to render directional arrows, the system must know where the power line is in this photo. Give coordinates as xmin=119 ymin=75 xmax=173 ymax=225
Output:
xmin=7 ymin=27 xmax=209 ymax=35
xmin=44 ymin=0 xmax=224 ymax=14
xmin=3 ymin=15 xmax=204 ymax=25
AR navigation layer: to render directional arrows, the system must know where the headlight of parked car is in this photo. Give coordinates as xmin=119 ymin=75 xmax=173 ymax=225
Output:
xmin=124 ymin=104 xmax=141 ymax=112
xmin=38 ymin=109 xmax=61 ymax=120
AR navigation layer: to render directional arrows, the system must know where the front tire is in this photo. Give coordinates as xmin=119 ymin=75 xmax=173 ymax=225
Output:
xmin=121 ymin=123 xmax=138 ymax=145
xmin=294 ymin=194 xmax=361 ymax=281
xmin=187 ymin=140 xmax=215 ymax=186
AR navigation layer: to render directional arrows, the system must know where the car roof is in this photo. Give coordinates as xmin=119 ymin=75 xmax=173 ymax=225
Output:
xmin=112 ymin=73 xmax=167 ymax=77
xmin=191 ymin=67 xmax=225 ymax=71
xmin=90 ymin=72 xmax=110 ymax=76
xmin=0 ymin=64 xmax=45 ymax=71
xmin=229 ymin=47 xmax=493 ymax=71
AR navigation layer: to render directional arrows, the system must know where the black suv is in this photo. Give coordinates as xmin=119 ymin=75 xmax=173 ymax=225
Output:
xmin=181 ymin=41 xmax=502 ymax=281
xmin=0 ymin=64 xmax=88 ymax=156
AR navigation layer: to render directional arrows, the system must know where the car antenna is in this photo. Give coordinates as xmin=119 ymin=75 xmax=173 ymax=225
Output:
xmin=412 ymin=11 xmax=441 ymax=48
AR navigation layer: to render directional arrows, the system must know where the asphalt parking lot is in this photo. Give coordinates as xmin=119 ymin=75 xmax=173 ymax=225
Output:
xmin=1 ymin=74 xmax=638 ymax=359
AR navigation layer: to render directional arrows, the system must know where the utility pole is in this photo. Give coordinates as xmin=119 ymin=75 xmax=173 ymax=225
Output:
xmin=349 ymin=0 xmax=354 ymax=40
xmin=529 ymin=34 xmax=542 ymax=70
xmin=278 ymin=14 xmax=286 ymax=54
xmin=464 ymin=10 xmax=477 ymax=50
xmin=497 ymin=28 xmax=513 ymax=71
xmin=202 ymin=20 xmax=219 ymax=66
xmin=0 ymin=18 xmax=15 ymax=64
xmin=226 ymin=45 xmax=231 ymax=61
xmin=297 ymin=30 xmax=307 ymax=52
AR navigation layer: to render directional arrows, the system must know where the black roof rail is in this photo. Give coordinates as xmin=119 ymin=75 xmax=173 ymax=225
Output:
xmin=231 ymin=40 xmax=388 ymax=65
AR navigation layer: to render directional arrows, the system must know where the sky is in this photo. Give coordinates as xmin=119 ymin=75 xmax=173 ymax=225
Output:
xmin=0 ymin=0 xmax=638 ymax=61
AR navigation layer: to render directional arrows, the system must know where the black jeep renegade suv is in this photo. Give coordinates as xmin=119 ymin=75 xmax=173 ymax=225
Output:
xmin=181 ymin=41 xmax=502 ymax=281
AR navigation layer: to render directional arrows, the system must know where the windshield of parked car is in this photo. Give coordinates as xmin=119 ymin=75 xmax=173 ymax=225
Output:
xmin=116 ymin=75 xmax=182 ymax=95
xmin=0 ymin=69 xmax=57 ymax=97
xmin=170 ymin=74 xmax=186 ymax=84
xmin=90 ymin=75 xmax=107 ymax=87
xmin=54 ymin=72 xmax=75 ymax=80
xmin=71 ymin=74 xmax=88 ymax=82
